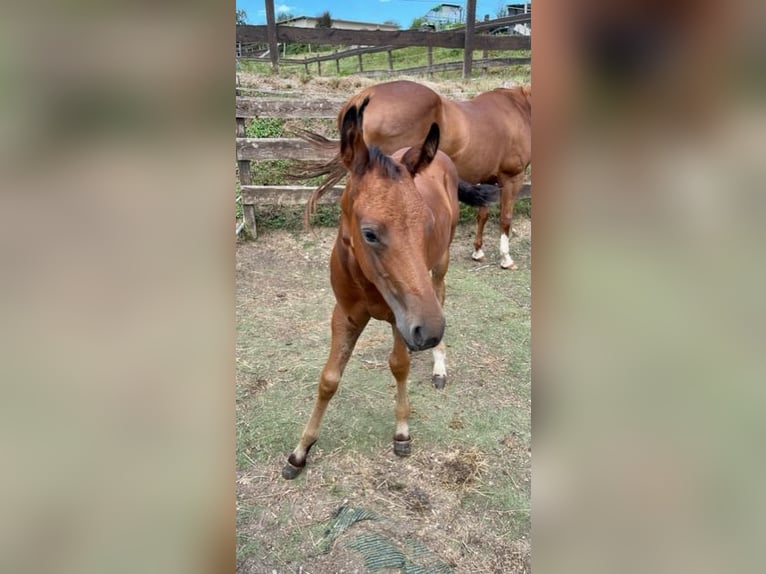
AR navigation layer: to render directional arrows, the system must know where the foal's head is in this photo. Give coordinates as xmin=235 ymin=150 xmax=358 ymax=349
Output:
xmin=339 ymin=98 xmax=445 ymax=352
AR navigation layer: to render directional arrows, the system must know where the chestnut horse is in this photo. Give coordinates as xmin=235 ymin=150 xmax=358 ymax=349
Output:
xmin=300 ymin=80 xmax=531 ymax=269
xmin=283 ymin=98 xmax=496 ymax=479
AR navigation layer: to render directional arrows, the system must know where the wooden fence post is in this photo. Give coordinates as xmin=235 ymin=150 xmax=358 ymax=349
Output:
xmin=427 ymin=45 xmax=433 ymax=77
xmin=357 ymin=53 xmax=363 ymax=73
xmin=236 ymin=117 xmax=256 ymax=237
xmin=387 ymin=50 xmax=394 ymax=71
xmin=264 ymin=0 xmax=279 ymax=72
xmin=482 ymin=15 xmax=489 ymax=75
xmin=463 ymin=0 xmax=476 ymax=79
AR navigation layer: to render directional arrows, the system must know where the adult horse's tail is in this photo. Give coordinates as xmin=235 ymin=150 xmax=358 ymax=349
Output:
xmin=290 ymin=128 xmax=346 ymax=228
xmin=457 ymin=181 xmax=500 ymax=206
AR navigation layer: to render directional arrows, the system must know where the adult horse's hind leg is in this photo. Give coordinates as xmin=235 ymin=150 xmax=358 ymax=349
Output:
xmin=430 ymin=251 xmax=449 ymax=389
xmin=389 ymin=327 xmax=413 ymax=456
xmin=282 ymin=304 xmax=369 ymax=479
xmin=472 ymin=205 xmax=490 ymax=261
xmin=498 ymin=172 xmax=526 ymax=270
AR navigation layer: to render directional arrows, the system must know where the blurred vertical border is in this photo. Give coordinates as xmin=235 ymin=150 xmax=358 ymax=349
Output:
xmin=0 ymin=2 xmax=235 ymax=573
xmin=534 ymin=0 xmax=766 ymax=573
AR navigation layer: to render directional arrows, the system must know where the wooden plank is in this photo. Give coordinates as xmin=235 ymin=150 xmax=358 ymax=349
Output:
xmin=241 ymin=185 xmax=344 ymax=206
xmin=236 ymin=25 xmax=530 ymax=51
xmin=300 ymin=44 xmax=396 ymax=65
xmin=236 ymin=97 xmax=342 ymax=119
xmin=235 ymin=117 xmax=246 ymax=138
xmin=243 ymin=204 xmax=257 ymax=238
xmin=358 ymin=57 xmax=529 ymax=77
xmin=236 ymin=138 xmax=339 ymax=161
xmin=241 ymin=184 xmax=531 ymax=206
xmin=459 ymin=13 xmax=532 ymax=33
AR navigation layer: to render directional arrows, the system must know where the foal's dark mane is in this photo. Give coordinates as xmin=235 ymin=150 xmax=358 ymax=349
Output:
xmin=368 ymin=146 xmax=402 ymax=181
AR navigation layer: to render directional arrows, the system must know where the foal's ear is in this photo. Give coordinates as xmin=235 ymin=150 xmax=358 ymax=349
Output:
xmin=340 ymin=99 xmax=370 ymax=175
xmin=401 ymin=123 xmax=440 ymax=176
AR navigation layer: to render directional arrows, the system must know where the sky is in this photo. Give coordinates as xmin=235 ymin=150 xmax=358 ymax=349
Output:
xmin=236 ymin=0 xmax=521 ymax=29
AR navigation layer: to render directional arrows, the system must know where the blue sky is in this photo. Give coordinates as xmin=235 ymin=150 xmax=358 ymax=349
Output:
xmin=236 ymin=0 xmax=517 ymax=28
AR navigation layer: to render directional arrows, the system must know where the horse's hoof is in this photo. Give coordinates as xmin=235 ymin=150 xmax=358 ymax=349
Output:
xmin=432 ymin=374 xmax=447 ymax=389
xmin=393 ymin=439 xmax=411 ymax=457
xmin=471 ymin=249 xmax=485 ymax=261
xmin=500 ymin=257 xmax=518 ymax=270
xmin=281 ymin=461 xmax=304 ymax=480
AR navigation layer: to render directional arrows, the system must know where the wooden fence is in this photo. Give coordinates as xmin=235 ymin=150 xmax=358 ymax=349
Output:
xmin=236 ymin=97 xmax=530 ymax=238
xmin=236 ymin=13 xmax=530 ymax=78
xmin=236 ymin=97 xmax=342 ymax=238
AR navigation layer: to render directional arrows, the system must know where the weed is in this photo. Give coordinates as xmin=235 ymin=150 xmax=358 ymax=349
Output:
xmin=245 ymin=117 xmax=285 ymax=138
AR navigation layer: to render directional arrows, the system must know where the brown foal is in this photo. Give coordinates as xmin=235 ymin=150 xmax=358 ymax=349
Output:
xmin=283 ymin=98 xmax=496 ymax=479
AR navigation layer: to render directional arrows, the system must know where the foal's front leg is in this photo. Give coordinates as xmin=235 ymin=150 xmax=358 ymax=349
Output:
xmin=389 ymin=327 xmax=413 ymax=456
xmin=282 ymin=304 xmax=369 ymax=479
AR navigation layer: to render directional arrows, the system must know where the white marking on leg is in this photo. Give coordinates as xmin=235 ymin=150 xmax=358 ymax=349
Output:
xmin=395 ymin=421 xmax=409 ymax=439
xmin=499 ymin=233 xmax=515 ymax=269
xmin=432 ymin=344 xmax=447 ymax=378
xmin=472 ymin=248 xmax=485 ymax=261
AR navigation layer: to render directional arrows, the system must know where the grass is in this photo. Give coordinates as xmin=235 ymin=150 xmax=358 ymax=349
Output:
xmin=238 ymin=46 xmax=530 ymax=83
xmin=249 ymin=201 xmax=529 ymax=234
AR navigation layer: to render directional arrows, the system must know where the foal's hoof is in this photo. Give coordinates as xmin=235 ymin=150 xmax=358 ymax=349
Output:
xmin=393 ymin=439 xmax=412 ymax=457
xmin=432 ymin=374 xmax=447 ymax=389
xmin=471 ymin=249 xmax=485 ymax=261
xmin=281 ymin=461 xmax=304 ymax=480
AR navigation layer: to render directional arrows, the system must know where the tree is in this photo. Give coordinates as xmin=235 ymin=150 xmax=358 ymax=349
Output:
xmin=277 ymin=11 xmax=294 ymax=22
xmin=316 ymin=10 xmax=332 ymax=28
xmin=236 ymin=8 xmax=247 ymax=25
xmin=409 ymin=16 xmax=426 ymax=30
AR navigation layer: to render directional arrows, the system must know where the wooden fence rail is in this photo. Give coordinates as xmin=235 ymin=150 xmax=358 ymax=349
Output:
xmin=236 ymin=24 xmax=530 ymax=51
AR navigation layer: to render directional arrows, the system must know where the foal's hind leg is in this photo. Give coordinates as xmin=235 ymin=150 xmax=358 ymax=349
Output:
xmin=389 ymin=328 xmax=413 ymax=456
xmin=498 ymin=172 xmax=526 ymax=269
xmin=472 ymin=205 xmax=490 ymax=261
xmin=282 ymin=304 xmax=369 ymax=479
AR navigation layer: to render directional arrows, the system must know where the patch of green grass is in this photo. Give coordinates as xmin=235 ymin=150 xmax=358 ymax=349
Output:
xmin=250 ymin=159 xmax=291 ymax=185
xmin=251 ymin=204 xmax=340 ymax=232
xmin=239 ymin=45 xmax=529 ymax=83
xmin=458 ymin=200 xmax=531 ymax=225
xmin=245 ymin=117 xmax=285 ymax=138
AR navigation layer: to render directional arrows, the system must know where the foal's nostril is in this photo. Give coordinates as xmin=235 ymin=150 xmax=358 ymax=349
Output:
xmin=412 ymin=325 xmax=424 ymax=347
xmin=409 ymin=324 xmax=441 ymax=351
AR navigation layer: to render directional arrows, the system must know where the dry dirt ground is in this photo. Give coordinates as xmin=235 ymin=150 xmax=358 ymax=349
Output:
xmin=236 ymin=219 xmax=531 ymax=574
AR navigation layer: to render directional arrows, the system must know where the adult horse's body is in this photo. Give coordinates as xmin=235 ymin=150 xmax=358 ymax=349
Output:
xmin=303 ymin=80 xmax=531 ymax=269
xmin=283 ymin=98 xmax=495 ymax=479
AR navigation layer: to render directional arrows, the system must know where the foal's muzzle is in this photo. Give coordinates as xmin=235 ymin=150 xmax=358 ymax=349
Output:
xmin=402 ymin=317 xmax=445 ymax=352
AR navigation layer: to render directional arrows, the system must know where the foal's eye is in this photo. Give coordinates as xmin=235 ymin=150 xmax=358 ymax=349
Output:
xmin=362 ymin=229 xmax=379 ymax=244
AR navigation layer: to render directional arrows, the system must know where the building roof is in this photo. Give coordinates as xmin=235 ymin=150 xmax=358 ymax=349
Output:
xmin=278 ymin=16 xmax=399 ymax=30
